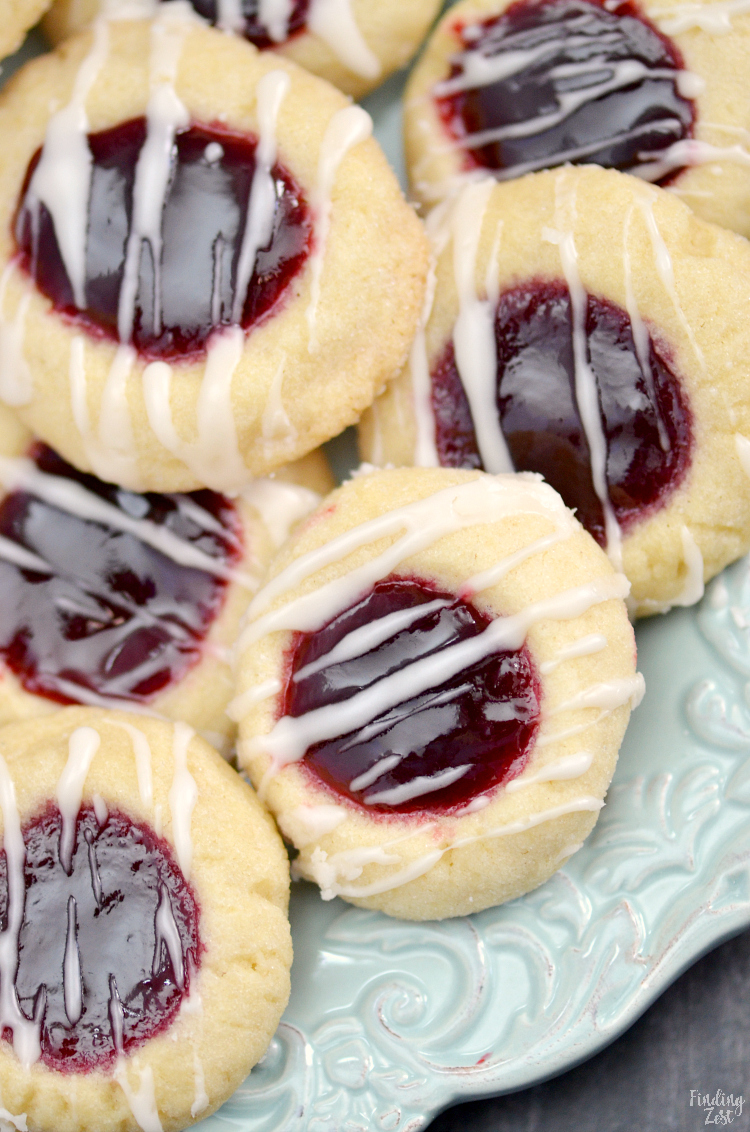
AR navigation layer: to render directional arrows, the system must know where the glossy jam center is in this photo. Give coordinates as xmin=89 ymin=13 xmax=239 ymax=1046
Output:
xmin=431 ymin=282 xmax=692 ymax=546
xmin=15 ymin=119 xmax=311 ymax=361
xmin=181 ymin=0 xmax=310 ymax=47
xmin=0 ymin=804 xmax=201 ymax=1073
xmin=0 ymin=444 xmax=241 ymax=706
xmin=436 ymin=0 xmax=694 ymax=183
xmin=285 ymin=578 xmax=541 ymax=814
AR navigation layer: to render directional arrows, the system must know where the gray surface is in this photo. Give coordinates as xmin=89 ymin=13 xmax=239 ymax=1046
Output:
xmin=428 ymin=926 xmax=750 ymax=1131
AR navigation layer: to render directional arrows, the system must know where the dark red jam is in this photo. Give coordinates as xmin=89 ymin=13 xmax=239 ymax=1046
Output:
xmin=284 ymin=578 xmax=541 ymax=814
xmin=431 ymin=282 xmax=692 ymax=547
xmin=15 ymin=119 xmax=312 ymax=361
xmin=0 ymin=803 xmax=201 ymax=1073
xmin=181 ymin=0 xmax=310 ymax=47
xmin=436 ymin=0 xmax=695 ymax=183
xmin=0 ymin=443 xmax=242 ymax=705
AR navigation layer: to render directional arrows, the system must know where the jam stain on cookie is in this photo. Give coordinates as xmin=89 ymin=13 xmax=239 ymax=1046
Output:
xmin=431 ymin=282 xmax=693 ymax=546
xmin=436 ymin=0 xmax=695 ymax=182
xmin=285 ymin=577 xmax=540 ymax=814
xmin=0 ymin=803 xmax=201 ymax=1072
xmin=15 ymin=119 xmax=311 ymax=361
xmin=0 ymin=444 xmax=241 ymax=705
xmin=181 ymin=0 xmax=310 ymax=47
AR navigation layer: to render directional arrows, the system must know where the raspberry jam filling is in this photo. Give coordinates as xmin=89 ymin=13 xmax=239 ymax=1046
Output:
xmin=284 ymin=578 xmax=541 ymax=814
xmin=0 ymin=803 xmax=201 ymax=1073
xmin=0 ymin=444 xmax=242 ymax=705
xmin=179 ymin=0 xmax=310 ymax=47
xmin=436 ymin=0 xmax=695 ymax=183
xmin=431 ymin=282 xmax=693 ymax=546
xmin=15 ymin=119 xmax=311 ymax=361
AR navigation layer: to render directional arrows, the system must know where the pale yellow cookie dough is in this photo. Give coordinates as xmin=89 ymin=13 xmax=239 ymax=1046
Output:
xmin=404 ymin=0 xmax=750 ymax=237
xmin=236 ymin=465 xmax=640 ymax=920
xmin=43 ymin=0 xmax=443 ymax=99
xmin=360 ymin=166 xmax=750 ymax=616
xmin=0 ymin=0 xmax=51 ymax=61
xmin=0 ymin=15 xmax=428 ymax=491
xmin=0 ymin=707 xmax=292 ymax=1132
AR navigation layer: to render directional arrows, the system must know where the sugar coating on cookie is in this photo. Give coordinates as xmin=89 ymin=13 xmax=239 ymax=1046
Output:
xmin=43 ymin=0 xmax=443 ymax=99
xmin=0 ymin=707 xmax=292 ymax=1132
xmin=404 ymin=0 xmax=750 ymax=237
xmin=0 ymin=404 xmax=325 ymax=746
xmin=360 ymin=165 xmax=750 ymax=616
xmin=0 ymin=12 xmax=428 ymax=491
xmin=236 ymin=466 xmax=641 ymax=920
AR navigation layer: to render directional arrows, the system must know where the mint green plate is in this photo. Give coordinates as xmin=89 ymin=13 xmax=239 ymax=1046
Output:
xmin=5 ymin=30 xmax=750 ymax=1132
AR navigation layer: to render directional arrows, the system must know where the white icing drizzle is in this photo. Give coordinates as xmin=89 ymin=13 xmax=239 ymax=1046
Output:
xmin=233 ymin=70 xmax=290 ymax=323
xmin=110 ymin=720 xmax=154 ymax=810
xmin=118 ymin=13 xmax=191 ymax=344
xmin=0 ymin=263 xmax=33 ymax=408
xmin=278 ymin=803 xmax=346 ymax=847
xmin=191 ymin=1050 xmax=209 ymax=1118
xmin=461 ymin=527 xmax=571 ymax=598
xmin=652 ymin=0 xmax=750 ymax=34
xmin=109 ymin=976 xmax=124 ymax=1054
xmin=0 ymin=1096 xmax=26 ymax=1132
xmin=307 ymin=0 xmax=381 ymax=79
xmin=306 ymin=106 xmax=373 ymax=351
xmin=0 ymin=455 xmax=255 ymax=587
xmin=262 ymin=355 xmax=297 ymax=454
xmin=408 ymin=253 xmax=440 ymax=468
xmin=143 ymin=329 xmax=252 ymax=492
xmin=536 ymin=710 xmax=610 ymax=747
xmin=168 ymin=722 xmax=198 ymax=880
xmin=216 ymin=0 xmax=245 ymax=32
xmin=92 ymin=793 xmax=108 ymax=825
xmin=70 ymin=337 xmax=144 ymax=491
xmin=114 ymin=1058 xmax=163 ymax=1132
xmin=306 ymin=795 xmax=604 ymax=900
xmin=636 ymin=191 xmax=706 ymax=375
xmin=636 ymin=136 xmax=750 ymax=182
xmin=28 ymin=19 xmax=110 ymax=310
xmin=249 ymin=572 xmax=629 ymax=775
xmin=505 ymin=751 xmax=594 ymax=792
xmin=549 ymin=673 xmax=645 ymax=713
xmin=735 ymin=433 xmax=750 ymax=478
xmin=241 ymin=475 xmax=575 ymax=649
xmin=622 ymin=206 xmax=669 ymax=451
xmin=257 ymin=0 xmax=293 ymax=40
xmin=539 ymin=632 xmax=607 ymax=674
xmin=63 ymin=896 xmax=83 ymax=1025
xmin=451 ymin=181 xmax=514 ymax=474
xmin=544 ymin=174 xmax=623 ymax=570
xmin=227 ymin=677 xmax=283 ymax=722
xmin=0 ymin=536 xmax=51 ymax=574
xmin=154 ymin=884 xmax=184 ymax=989
xmin=670 ymin=524 xmax=704 ymax=607
xmin=0 ymin=755 xmax=41 ymax=1068
xmin=241 ymin=478 xmax=321 ymax=550
xmin=56 ymin=726 xmax=101 ymax=874
xmin=293 ymin=598 xmax=451 ymax=682
xmin=364 ymin=764 xmax=472 ymax=806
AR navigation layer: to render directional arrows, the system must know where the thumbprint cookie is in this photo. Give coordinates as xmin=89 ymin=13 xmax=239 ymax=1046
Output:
xmin=0 ymin=11 xmax=428 ymax=491
xmin=404 ymin=0 xmax=750 ymax=238
xmin=235 ymin=466 xmax=642 ymax=920
xmin=0 ymin=707 xmax=292 ymax=1132
xmin=43 ymin=0 xmax=443 ymax=99
xmin=0 ymin=406 xmax=327 ymax=747
xmin=360 ymin=166 xmax=750 ymax=616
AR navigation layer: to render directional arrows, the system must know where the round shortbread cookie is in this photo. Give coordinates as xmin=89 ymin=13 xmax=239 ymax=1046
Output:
xmin=43 ymin=0 xmax=443 ymax=99
xmin=235 ymin=465 xmax=641 ymax=920
xmin=0 ymin=406 xmax=328 ymax=748
xmin=0 ymin=12 xmax=428 ymax=491
xmin=404 ymin=0 xmax=750 ymax=237
xmin=0 ymin=706 xmax=292 ymax=1132
xmin=360 ymin=166 xmax=750 ymax=617
xmin=0 ymin=0 xmax=51 ymax=61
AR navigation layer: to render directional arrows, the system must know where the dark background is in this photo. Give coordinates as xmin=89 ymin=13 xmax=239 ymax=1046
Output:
xmin=427 ymin=927 xmax=750 ymax=1131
